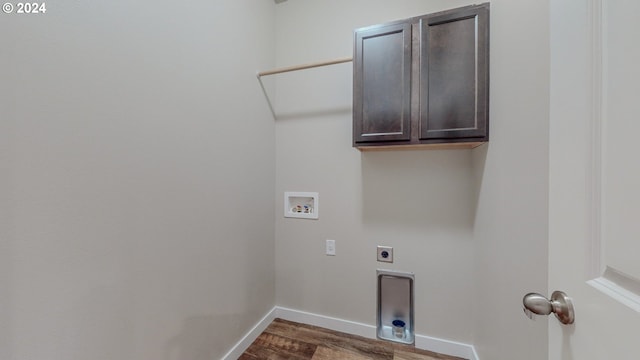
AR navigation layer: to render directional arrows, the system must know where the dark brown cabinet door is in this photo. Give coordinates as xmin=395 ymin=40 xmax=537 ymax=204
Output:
xmin=352 ymin=4 xmax=489 ymax=150
xmin=353 ymin=22 xmax=412 ymax=145
xmin=419 ymin=5 xmax=489 ymax=141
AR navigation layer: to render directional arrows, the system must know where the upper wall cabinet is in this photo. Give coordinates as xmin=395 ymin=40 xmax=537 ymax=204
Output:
xmin=353 ymin=4 xmax=489 ymax=150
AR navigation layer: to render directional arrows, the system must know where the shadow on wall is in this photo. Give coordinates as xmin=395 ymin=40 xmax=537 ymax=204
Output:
xmin=162 ymin=239 xmax=272 ymax=360
xmin=0 ymin=241 xmax=9 ymax=360
xmin=361 ymin=148 xmax=485 ymax=230
xmin=262 ymin=60 xmax=352 ymax=121
xmin=164 ymin=314 xmax=243 ymax=360
xmin=274 ymin=106 xmax=351 ymax=121
xmin=561 ymin=324 xmax=576 ymax=360
xmin=470 ymin=143 xmax=489 ymax=228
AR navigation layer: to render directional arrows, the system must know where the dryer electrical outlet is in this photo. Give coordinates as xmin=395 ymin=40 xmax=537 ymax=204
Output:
xmin=377 ymin=246 xmax=393 ymax=263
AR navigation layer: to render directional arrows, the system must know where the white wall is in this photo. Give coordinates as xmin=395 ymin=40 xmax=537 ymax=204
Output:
xmin=273 ymin=0 xmax=479 ymax=344
xmin=472 ymin=1 xmax=549 ymax=359
xmin=0 ymin=1 xmax=276 ymax=359
xmin=1 ymin=1 xmax=551 ymax=358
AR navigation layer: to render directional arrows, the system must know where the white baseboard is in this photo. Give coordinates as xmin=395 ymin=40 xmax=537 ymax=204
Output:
xmin=274 ymin=306 xmax=377 ymax=339
xmin=414 ymin=331 xmax=479 ymax=360
xmin=222 ymin=306 xmax=479 ymax=360
xmin=221 ymin=308 xmax=277 ymax=360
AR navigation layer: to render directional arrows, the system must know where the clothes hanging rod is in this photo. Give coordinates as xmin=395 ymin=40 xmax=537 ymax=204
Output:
xmin=257 ymin=56 xmax=352 ymax=77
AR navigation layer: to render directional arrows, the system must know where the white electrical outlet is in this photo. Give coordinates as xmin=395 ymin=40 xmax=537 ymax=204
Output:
xmin=377 ymin=246 xmax=393 ymax=262
xmin=326 ymin=239 xmax=336 ymax=256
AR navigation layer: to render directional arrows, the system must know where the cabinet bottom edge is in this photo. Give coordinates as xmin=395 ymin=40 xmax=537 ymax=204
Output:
xmin=356 ymin=141 xmax=487 ymax=151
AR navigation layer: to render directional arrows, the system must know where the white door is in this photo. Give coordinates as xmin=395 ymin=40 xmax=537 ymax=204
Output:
xmin=549 ymin=0 xmax=640 ymax=358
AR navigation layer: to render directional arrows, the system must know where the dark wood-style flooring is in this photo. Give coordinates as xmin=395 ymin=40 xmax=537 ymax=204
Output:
xmin=239 ymin=318 xmax=466 ymax=360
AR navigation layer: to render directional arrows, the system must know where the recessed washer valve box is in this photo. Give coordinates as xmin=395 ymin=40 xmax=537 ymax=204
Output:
xmin=284 ymin=192 xmax=318 ymax=219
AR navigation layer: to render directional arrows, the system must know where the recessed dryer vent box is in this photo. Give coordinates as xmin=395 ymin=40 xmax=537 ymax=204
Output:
xmin=377 ymin=269 xmax=414 ymax=344
xmin=284 ymin=192 xmax=318 ymax=219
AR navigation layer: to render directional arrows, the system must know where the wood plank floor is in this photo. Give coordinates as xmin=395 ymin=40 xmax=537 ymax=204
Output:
xmin=239 ymin=318 xmax=466 ymax=360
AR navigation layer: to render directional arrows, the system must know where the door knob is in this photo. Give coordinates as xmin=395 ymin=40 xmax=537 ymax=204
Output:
xmin=523 ymin=290 xmax=575 ymax=325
